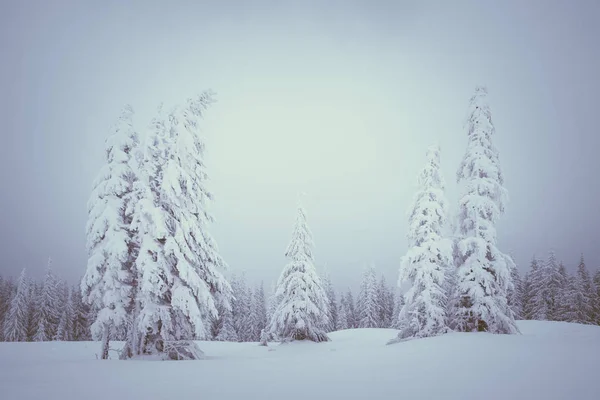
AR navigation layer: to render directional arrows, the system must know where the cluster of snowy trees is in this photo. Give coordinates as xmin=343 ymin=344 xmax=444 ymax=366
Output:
xmin=0 ymin=260 xmax=92 ymax=342
xmin=82 ymin=93 xmax=232 ymax=359
xmin=510 ymin=252 xmax=600 ymax=325
xmin=390 ymin=86 xmax=521 ymax=341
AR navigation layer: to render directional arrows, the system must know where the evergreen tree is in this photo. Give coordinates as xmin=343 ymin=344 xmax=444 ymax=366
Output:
xmin=25 ymin=279 xmax=39 ymax=341
xmin=520 ymin=260 xmax=537 ymax=320
xmin=529 ymin=256 xmax=550 ymax=320
xmin=396 ymin=144 xmax=453 ymax=340
xmin=507 ymin=263 xmax=523 ymax=319
xmin=575 ymin=255 xmax=594 ymax=323
xmin=593 ymin=269 xmax=600 ymax=325
xmin=3 ymin=269 xmax=29 ymax=342
xmin=215 ymin=305 xmax=238 ymax=342
xmin=453 ymin=86 xmax=518 ymax=334
xmin=71 ymin=283 xmax=92 ymax=341
xmin=268 ymin=202 xmax=329 ymax=342
xmin=358 ymin=265 xmax=379 ymax=329
xmin=130 ymin=94 xmax=232 ymax=357
xmin=0 ymin=275 xmax=11 ymax=341
xmin=250 ymin=282 xmax=268 ymax=341
xmin=336 ymin=296 xmax=349 ymax=330
xmin=556 ymin=262 xmax=570 ymax=321
xmin=545 ymin=251 xmax=564 ymax=321
xmin=55 ymin=287 xmax=75 ymax=341
xmin=322 ymin=271 xmax=338 ymax=332
xmin=231 ymin=273 xmax=252 ymax=341
xmin=38 ymin=259 xmax=61 ymax=341
xmin=376 ymin=275 xmax=393 ymax=328
xmin=345 ymin=290 xmax=357 ymax=329
xmin=82 ymin=106 xmax=139 ymax=358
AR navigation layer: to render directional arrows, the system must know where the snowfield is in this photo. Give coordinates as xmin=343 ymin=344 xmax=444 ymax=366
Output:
xmin=1 ymin=321 xmax=598 ymax=400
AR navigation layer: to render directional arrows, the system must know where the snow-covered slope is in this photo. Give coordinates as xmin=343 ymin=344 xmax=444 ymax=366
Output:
xmin=0 ymin=321 xmax=597 ymax=400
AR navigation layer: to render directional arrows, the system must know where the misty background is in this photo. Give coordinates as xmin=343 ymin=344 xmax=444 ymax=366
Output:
xmin=1 ymin=0 xmax=599 ymax=290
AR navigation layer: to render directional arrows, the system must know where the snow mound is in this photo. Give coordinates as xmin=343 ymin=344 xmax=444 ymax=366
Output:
xmin=0 ymin=321 xmax=598 ymax=400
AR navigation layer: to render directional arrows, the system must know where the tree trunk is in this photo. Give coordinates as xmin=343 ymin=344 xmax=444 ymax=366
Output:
xmin=100 ymin=324 xmax=110 ymax=360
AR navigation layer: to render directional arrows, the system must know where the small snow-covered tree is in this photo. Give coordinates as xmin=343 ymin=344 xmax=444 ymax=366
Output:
xmin=3 ymin=269 xmax=29 ymax=342
xmin=344 ymin=290 xmax=357 ymax=329
xmin=268 ymin=202 xmax=329 ymax=342
xmin=55 ymin=288 xmax=75 ymax=341
xmin=376 ymin=275 xmax=393 ymax=328
xmin=25 ymin=279 xmax=39 ymax=341
xmin=593 ymin=269 xmax=600 ymax=325
xmin=71 ymin=283 xmax=92 ymax=341
xmin=250 ymin=282 xmax=268 ymax=341
xmin=132 ymin=94 xmax=232 ymax=357
xmin=38 ymin=259 xmax=61 ymax=341
xmin=520 ymin=259 xmax=537 ymax=320
xmin=453 ymin=87 xmax=518 ymax=334
xmin=395 ymin=144 xmax=453 ymax=340
xmin=337 ymin=296 xmax=349 ymax=330
xmin=321 ymin=270 xmax=338 ymax=332
xmin=358 ymin=265 xmax=379 ymax=329
xmin=506 ymin=260 xmax=523 ymax=319
xmin=82 ymin=106 xmax=139 ymax=358
xmin=215 ymin=305 xmax=238 ymax=342
xmin=231 ymin=273 xmax=253 ymax=341
xmin=575 ymin=255 xmax=594 ymax=323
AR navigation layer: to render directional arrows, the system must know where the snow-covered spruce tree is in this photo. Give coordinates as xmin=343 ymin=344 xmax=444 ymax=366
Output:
xmin=82 ymin=106 xmax=139 ymax=359
xmin=266 ymin=281 xmax=279 ymax=325
xmin=593 ymin=270 xmax=600 ymax=325
xmin=393 ymin=144 xmax=453 ymax=340
xmin=55 ymin=287 xmax=75 ymax=341
xmin=453 ymin=86 xmax=519 ymax=334
xmin=25 ymin=279 xmax=39 ymax=341
xmin=231 ymin=273 xmax=252 ymax=341
xmin=250 ymin=282 xmax=268 ymax=341
xmin=545 ymin=252 xmax=566 ymax=321
xmin=358 ymin=265 xmax=379 ymax=329
xmin=3 ymin=269 xmax=29 ymax=342
xmin=215 ymin=304 xmax=238 ymax=342
xmin=321 ymin=270 xmax=338 ymax=332
xmin=131 ymin=93 xmax=232 ymax=357
xmin=520 ymin=259 xmax=537 ymax=320
xmin=337 ymin=296 xmax=349 ymax=330
xmin=268 ymin=202 xmax=329 ymax=342
xmin=376 ymin=275 xmax=393 ymax=328
xmin=506 ymin=259 xmax=523 ymax=319
xmin=344 ymin=290 xmax=358 ymax=329
xmin=72 ymin=282 xmax=92 ymax=341
xmin=576 ymin=255 xmax=594 ymax=323
xmin=37 ymin=259 xmax=61 ymax=341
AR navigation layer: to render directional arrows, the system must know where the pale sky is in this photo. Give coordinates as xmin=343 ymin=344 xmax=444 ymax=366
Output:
xmin=1 ymin=0 xmax=599 ymax=291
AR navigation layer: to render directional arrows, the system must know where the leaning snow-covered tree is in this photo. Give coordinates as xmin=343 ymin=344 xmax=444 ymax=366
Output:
xmin=393 ymin=144 xmax=453 ymax=341
xmin=453 ymin=86 xmax=519 ymax=334
xmin=268 ymin=201 xmax=329 ymax=342
xmin=82 ymin=105 xmax=139 ymax=359
xmin=130 ymin=93 xmax=232 ymax=358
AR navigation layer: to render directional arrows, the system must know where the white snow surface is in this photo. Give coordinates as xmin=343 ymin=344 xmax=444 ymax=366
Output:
xmin=1 ymin=321 xmax=597 ymax=400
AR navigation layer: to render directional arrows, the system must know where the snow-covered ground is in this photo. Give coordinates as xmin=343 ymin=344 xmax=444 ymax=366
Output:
xmin=1 ymin=321 xmax=598 ymax=400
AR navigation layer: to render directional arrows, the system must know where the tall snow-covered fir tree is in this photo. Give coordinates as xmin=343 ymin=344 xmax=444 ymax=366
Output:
xmin=268 ymin=202 xmax=329 ymax=342
xmin=506 ymin=258 xmax=523 ymax=319
xmin=344 ymin=290 xmax=357 ymax=329
xmin=130 ymin=93 xmax=232 ymax=357
xmin=453 ymin=86 xmax=519 ymax=334
xmin=3 ymin=269 xmax=29 ymax=342
xmin=82 ymin=105 xmax=139 ymax=359
xmin=358 ymin=265 xmax=379 ymax=329
xmin=394 ymin=144 xmax=453 ymax=340
xmin=575 ymin=255 xmax=594 ymax=323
